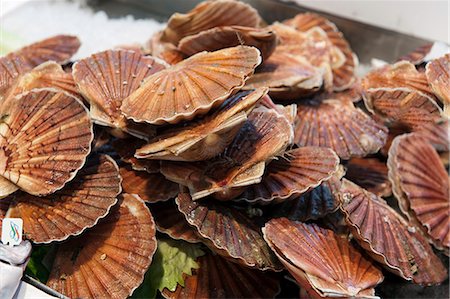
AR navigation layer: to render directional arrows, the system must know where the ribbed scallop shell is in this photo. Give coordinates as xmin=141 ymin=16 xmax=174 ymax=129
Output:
xmin=147 ymin=31 xmax=186 ymax=65
xmin=73 ymin=50 xmax=165 ymax=138
xmin=313 ymin=81 xmax=362 ymax=103
xmin=5 ymin=154 xmax=121 ymax=243
xmin=47 ymin=193 xmax=157 ymax=299
xmin=388 ymin=133 xmax=449 ymax=251
xmin=397 ymin=43 xmax=433 ymax=64
xmin=178 ymin=26 xmax=277 ymax=60
xmin=284 ymin=13 xmax=358 ymax=91
xmin=7 ymin=61 xmax=79 ymax=99
xmin=0 ymin=89 xmax=93 ymax=196
xmin=160 ymin=0 xmax=262 ymax=45
xmin=121 ymin=46 xmax=261 ymax=125
xmin=263 ymin=218 xmax=384 ymax=298
xmin=339 ymin=179 xmax=448 ymax=285
xmin=240 ymin=147 xmax=340 ymax=204
xmin=112 ymin=138 xmax=160 ymax=173
xmin=345 ymin=157 xmax=391 ymax=197
xmin=272 ymin=170 xmax=343 ymax=221
xmin=0 ymin=54 xmax=30 ymax=93
xmin=425 ymin=54 xmax=450 ymax=105
xmin=119 ymin=165 xmax=178 ymax=203
xmin=244 ymin=51 xmax=323 ymax=100
xmin=363 ymin=87 xmax=442 ymax=130
xmin=136 ymin=89 xmax=267 ymax=161
xmin=162 ymin=253 xmax=281 ymax=299
xmin=294 ymin=99 xmax=388 ymax=159
xmin=415 ymin=118 xmax=449 ymax=152
xmin=149 ymin=200 xmax=202 ymax=243
xmin=362 ymin=61 xmax=435 ymax=98
xmin=176 ymin=191 xmax=283 ymax=271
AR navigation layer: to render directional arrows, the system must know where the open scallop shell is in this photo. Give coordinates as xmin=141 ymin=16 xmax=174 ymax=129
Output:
xmin=4 ymin=154 xmax=121 ymax=243
xmin=362 ymin=61 xmax=435 ymax=98
xmin=160 ymin=0 xmax=262 ymax=45
xmin=0 ymin=89 xmax=93 ymax=196
xmin=345 ymin=157 xmax=391 ymax=197
xmin=294 ymin=99 xmax=388 ymax=159
xmin=426 ymin=54 xmax=450 ymax=115
xmin=162 ymin=253 xmax=281 ymax=299
xmin=240 ymin=147 xmax=340 ymax=204
xmin=112 ymin=138 xmax=160 ymax=173
xmin=73 ymin=50 xmax=164 ymax=139
xmin=176 ymin=191 xmax=283 ymax=271
xmin=121 ymin=46 xmax=261 ymax=125
xmin=363 ymin=87 xmax=442 ymax=130
xmin=244 ymin=51 xmax=323 ymax=100
xmin=119 ymin=165 xmax=178 ymax=203
xmin=161 ymin=107 xmax=293 ymax=200
xmin=149 ymin=200 xmax=201 ymax=243
xmin=272 ymin=169 xmax=343 ymax=222
xmin=339 ymin=179 xmax=448 ymax=285
xmin=47 ymin=194 xmax=156 ymax=299
xmin=263 ymin=218 xmax=384 ymax=298
xmin=136 ymin=88 xmax=267 ymax=161
xmin=178 ymin=26 xmax=277 ymax=60
xmin=284 ymin=13 xmax=358 ymax=91
xmin=388 ymin=133 xmax=449 ymax=251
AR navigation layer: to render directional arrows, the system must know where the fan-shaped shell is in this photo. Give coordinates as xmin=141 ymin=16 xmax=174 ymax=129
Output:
xmin=0 ymin=54 xmax=30 ymax=94
xmin=178 ymin=26 xmax=277 ymax=60
xmin=397 ymin=43 xmax=433 ymax=64
xmin=240 ymin=147 xmax=339 ymax=204
xmin=176 ymin=191 xmax=283 ymax=271
xmin=345 ymin=157 xmax=391 ymax=197
xmin=121 ymin=46 xmax=261 ymax=125
xmin=149 ymin=200 xmax=202 ymax=243
xmin=160 ymin=0 xmax=262 ymax=45
xmin=119 ymin=165 xmax=178 ymax=203
xmin=4 ymin=154 xmax=121 ymax=243
xmin=294 ymin=99 xmax=388 ymax=159
xmin=136 ymin=88 xmax=267 ymax=161
xmin=0 ymin=89 xmax=93 ymax=196
xmin=425 ymin=54 xmax=450 ymax=106
xmin=339 ymin=179 xmax=448 ymax=285
xmin=362 ymin=61 xmax=435 ymax=98
xmin=284 ymin=13 xmax=357 ymax=91
xmin=112 ymin=138 xmax=160 ymax=173
xmin=47 ymin=193 xmax=157 ymax=299
xmin=388 ymin=133 xmax=449 ymax=251
xmin=162 ymin=253 xmax=281 ymax=299
xmin=244 ymin=51 xmax=323 ymax=100
xmin=73 ymin=50 xmax=165 ymax=138
xmin=263 ymin=218 xmax=384 ymax=298
xmin=415 ymin=118 xmax=449 ymax=152
xmin=363 ymin=87 xmax=442 ymax=130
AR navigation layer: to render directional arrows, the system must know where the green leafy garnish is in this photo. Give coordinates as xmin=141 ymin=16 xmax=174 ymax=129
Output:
xmin=25 ymin=244 xmax=56 ymax=283
xmin=131 ymin=238 xmax=205 ymax=299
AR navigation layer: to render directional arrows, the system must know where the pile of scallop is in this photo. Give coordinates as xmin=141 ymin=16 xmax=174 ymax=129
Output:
xmin=0 ymin=0 xmax=449 ymax=298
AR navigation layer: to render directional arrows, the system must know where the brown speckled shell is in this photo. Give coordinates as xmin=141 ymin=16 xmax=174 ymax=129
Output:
xmin=294 ymin=99 xmax=388 ymax=159
xmin=121 ymin=46 xmax=261 ymax=125
xmin=176 ymin=191 xmax=283 ymax=271
xmin=162 ymin=253 xmax=281 ymax=299
xmin=47 ymin=194 xmax=157 ymax=299
xmin=0 ymin=89 xmax=93 ymax=196
xmin=5 ymin=154 xmax=121 ymax=243
xmin=339 ymin=179 xmax=448 ymax=285
xmin=263 ymin=218 xmax=384 ymax=298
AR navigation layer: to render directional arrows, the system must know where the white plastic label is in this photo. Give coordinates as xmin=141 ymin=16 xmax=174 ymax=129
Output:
xmin=1 ymin=218 xmax=23 ymax=246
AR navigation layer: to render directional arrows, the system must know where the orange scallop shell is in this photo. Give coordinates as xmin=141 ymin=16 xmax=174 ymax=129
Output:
xmin=136 ymin=88 xmax=267 ymax=161
xmin=284 ymin=13 xmax=358 ymax=91
xmin=0 ymin=54 xmax=30 ymax=93
xmin=162 ymin=253 xmax=281 ymax=299
xmin=240 ymin=147 xmax=340 ymax=204
xmin=178 ymin=26 xmax=277 ymax=60
xmin=119 ymin=165 xmax=178 ymax=203
xmin=388 ymin=133 xmax=449 ymax=251
xmin=0 ymin=89 xmax=93 ymax=197
xmin=176 ymin=191 xmax=283 ymax=271
xmin=121 ymin=46 xmax=261 ymax=125
xmin=263 ymin=218 xmax=384 ymax=298
xmin=345 ymin=157 xmax=391 ymax=197
xmin=425 ymin=54 xmax=450 ymax=105
xmin=73 ymin=49 xmax=165 ymax=139
xmin=4 ymin=154 xmax=121 ymax=243
xmin=160 ymin=0 xmax=262 ymax=45
xmin=147 ymin=31 xmax=186 ymax=65
xmin=294 ymin=99 xmax=388 ymax=159
xmin=339 ymin=179 xmax=448 ymax=285
xmin=47 ymin=194 xmax=157 ymax=299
